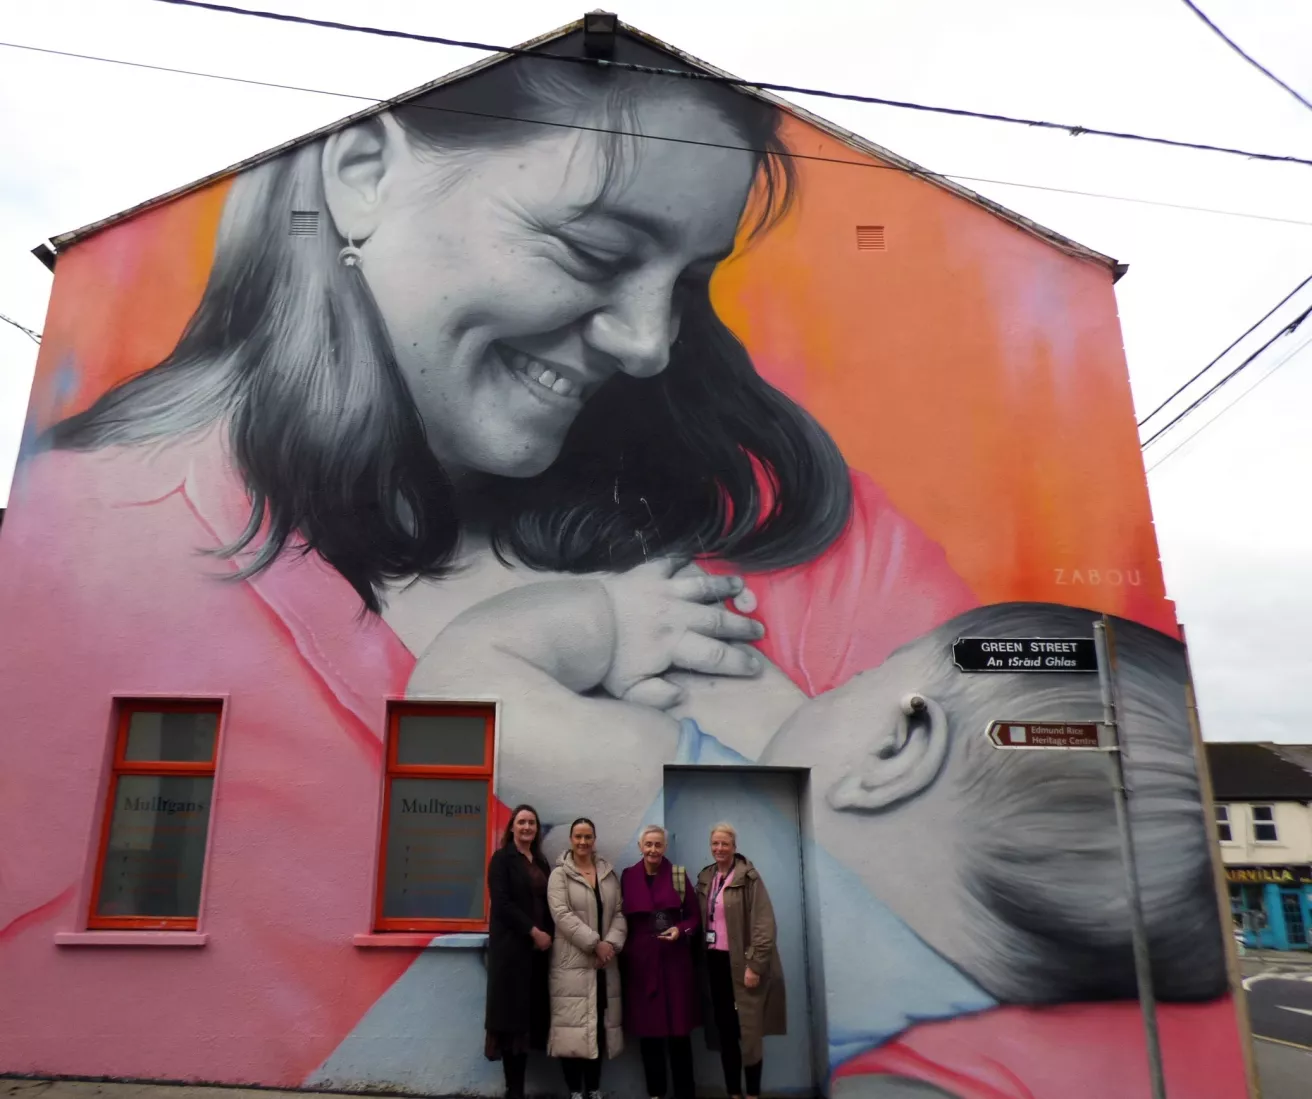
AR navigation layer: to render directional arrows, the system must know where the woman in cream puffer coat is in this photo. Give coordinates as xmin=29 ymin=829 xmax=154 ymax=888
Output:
xmin=547 ymin=818 xmax=627 ymax=1097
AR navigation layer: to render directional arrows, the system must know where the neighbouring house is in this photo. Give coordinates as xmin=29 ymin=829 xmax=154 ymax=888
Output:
xmin=0 ymin=13 xmax=1251 ymax=1099
xmin=1208 ymin=741 xmax=1312 ymax=951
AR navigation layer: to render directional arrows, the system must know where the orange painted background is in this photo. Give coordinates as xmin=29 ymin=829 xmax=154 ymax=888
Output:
xmin=27 ymin=112 xmax=1172 ymax=634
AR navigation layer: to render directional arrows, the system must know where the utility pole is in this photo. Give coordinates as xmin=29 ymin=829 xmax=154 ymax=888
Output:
xmin=1095 ymin=616 xmax=1167 ymax=1099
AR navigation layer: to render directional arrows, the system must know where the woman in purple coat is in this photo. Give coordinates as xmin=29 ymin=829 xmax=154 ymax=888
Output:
xmin=621 ymin=825 xmax=702 ymax=1099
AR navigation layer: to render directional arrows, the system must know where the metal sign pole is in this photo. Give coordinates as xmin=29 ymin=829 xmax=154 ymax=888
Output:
xmin=1095 ymin=616 xmax=1167 ymax=1099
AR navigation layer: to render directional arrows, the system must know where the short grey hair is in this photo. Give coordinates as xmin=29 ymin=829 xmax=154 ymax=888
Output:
xmin=905 ymin=604 xmax=1225 ymax=1004
xmin=638 ymin=824 xmax=667 ymax=844
xmin=709 ymin=822 xmax=737 ymax=845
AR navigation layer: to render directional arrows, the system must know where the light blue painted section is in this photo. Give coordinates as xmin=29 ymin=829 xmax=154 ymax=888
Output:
xmin=812 ymin=845 xmax=994 ymax=1068
xmin=426 ymin=933 xmax=489 ymax=949
xmin=311 ymin=722 xmax=991 ymax=1094
xmin=666 ymin=724 xmax=994 ymax=1078
xmin=665 ymin=767 xmax=816 ymax=1093
xmin=306 ymin=951 xmax=502 ymax=1095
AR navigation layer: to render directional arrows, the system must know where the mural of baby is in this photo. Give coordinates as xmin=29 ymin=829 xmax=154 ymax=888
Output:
xmin=417 ymin=558 xmax=1227 ymax=1003
xmin=758 ymin=601 xmax=1236 ymax=1094
xmin=407 ymin=557 xmax=783 ymax=855
xmin=380 ymin=586 xmax=1240 ymax=1094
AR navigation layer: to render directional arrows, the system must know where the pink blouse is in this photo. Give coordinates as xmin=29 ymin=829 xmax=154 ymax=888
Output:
xmin=707 ymin=868 xmax=735 ymax=950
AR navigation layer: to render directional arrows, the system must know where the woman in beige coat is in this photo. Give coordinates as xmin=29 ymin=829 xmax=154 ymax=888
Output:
xmin=547 ymin=818 xmax=627 ymax=1099
xmin=696 ymin=822 xmax=786 ymax=1099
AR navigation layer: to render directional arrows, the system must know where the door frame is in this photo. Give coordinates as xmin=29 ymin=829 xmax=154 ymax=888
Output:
xmin=664 ymin=764 xmax=824 ymax=1096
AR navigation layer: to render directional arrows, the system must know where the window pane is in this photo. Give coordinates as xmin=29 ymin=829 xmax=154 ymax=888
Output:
xmin=1214 ymin=806 xmax=1229 ymax=822
xmin=124 ymin=710 xmax=218 ymax=762
xmin=1253 ymin=806 xmax=1274 ymax=822
xmin=96 ymin=774 xmax=213 ymax=918
xmin=1218 ymin=824 xmax=1233 ymax=842
xmin=382 ymin=778 xmax=488 ymax=920
xmin=1256 ymin=824 xmax=1279 ymax=842
xmin=395 ymin=713 xmax=486 ymax=767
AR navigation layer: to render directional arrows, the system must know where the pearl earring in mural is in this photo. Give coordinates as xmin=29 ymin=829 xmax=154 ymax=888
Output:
xmin=338 ymin=237 xmax=363 ymax=269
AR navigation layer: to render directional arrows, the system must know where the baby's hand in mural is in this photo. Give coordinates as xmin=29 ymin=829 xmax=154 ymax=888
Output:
xmin=599 ymin=559 xmax=765 ymax=708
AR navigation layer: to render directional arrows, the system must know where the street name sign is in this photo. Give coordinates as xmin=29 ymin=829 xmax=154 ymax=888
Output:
xmin=986 ymin=720 xmax=1104 ymax=750
xmin=953 ymin=636 xmax=1097 ymax=673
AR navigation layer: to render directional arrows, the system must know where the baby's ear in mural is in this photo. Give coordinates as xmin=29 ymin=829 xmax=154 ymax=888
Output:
xmin=826 ymin=693 xmax=949 ymax=814
xmin=321 ymin=114 xmax=410 ymax=245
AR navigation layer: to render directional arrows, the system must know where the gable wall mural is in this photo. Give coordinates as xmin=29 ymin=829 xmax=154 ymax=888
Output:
xmin=0 ymin=28 xmax=1248 ymax=1099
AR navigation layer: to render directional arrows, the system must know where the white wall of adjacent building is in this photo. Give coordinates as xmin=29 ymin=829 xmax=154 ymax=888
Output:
xmin=1215 ymin=800 xmax=1312 ymax=865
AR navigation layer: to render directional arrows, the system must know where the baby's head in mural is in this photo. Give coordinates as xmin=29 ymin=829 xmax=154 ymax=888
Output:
xmin=48 ymin=53 xmax=851 ymax=613
xmin=760 ymin=602 xmax=1228 ymax=1006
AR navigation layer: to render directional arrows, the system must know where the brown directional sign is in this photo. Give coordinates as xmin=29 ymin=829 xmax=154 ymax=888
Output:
xmin=986 ymin=721 xmax=1103 ymax=750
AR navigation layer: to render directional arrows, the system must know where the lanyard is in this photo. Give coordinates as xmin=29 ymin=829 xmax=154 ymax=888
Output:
xmin=709 ymin=870 xmax=731 ymax=920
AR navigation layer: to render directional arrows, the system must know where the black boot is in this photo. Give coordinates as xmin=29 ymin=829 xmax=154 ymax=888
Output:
xmin=503 ymin=1051 xmax=527 ymax=1099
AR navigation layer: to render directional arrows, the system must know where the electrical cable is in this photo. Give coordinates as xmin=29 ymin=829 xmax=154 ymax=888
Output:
xmin=1141 ymin=304 xmax=1312 ymax=449
xmin=1137 ymin=272 xmax=1312 ymax=427
xmin=1180 ymin=0 xmax=1312 ymax=114
xmin=145 ymin=0 xmax=1312 ymax=169
xmin=4 ymin=40 xmax=1312 ymax=232
xmin=0 ymin=312 xmax=41 ymax=344
xmin=1146 ymin=327 xmax=1312 ymax=473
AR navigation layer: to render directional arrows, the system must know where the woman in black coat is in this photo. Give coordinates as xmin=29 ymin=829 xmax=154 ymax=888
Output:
xmin=485 ymin=804 xmax=554 ymax=1099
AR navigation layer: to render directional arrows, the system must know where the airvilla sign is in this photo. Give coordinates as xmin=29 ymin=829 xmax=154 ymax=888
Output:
xmin=1225 ymin=866 xmax=1312 ymax=886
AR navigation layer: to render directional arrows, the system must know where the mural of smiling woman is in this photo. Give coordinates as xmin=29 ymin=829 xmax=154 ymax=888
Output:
xmin=46 ymin=61 xmax=847 ymax=610
xmin=34 ymin=52 xmax=975 ymax=843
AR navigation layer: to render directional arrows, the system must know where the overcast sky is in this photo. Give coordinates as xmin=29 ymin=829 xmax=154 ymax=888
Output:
xmin=2 ymin=0 xmax=1310 ymax=743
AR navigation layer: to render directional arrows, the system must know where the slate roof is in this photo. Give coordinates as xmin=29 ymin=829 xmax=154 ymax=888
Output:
xmin=37 ymin=14 xmax=1117 ymax=276
xmin=1206 ymin=742 xmax=1312 ymax=802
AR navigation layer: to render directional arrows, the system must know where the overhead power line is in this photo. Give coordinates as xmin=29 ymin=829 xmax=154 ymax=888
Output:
xmin=1180 ymin=0 xmax=1312 ymax=115
xmin=1146 ymin=327 xmax=1312 ymax=473
xmin=1137 ymin=271 xmax=1312 ymax=427
xmin=5 ymin=40 xmax=1312 ymax=233
xmin=0 ymin=312 xmax=41 ymax=344
xmin=1141 ymin=303 xmax=1312 ymax=449
xmin=146 ymin=0 xmax=1312 ymax=169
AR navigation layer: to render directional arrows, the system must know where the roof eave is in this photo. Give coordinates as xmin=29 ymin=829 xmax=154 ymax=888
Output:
xmin=45 ymin=16 xmax=586 ymax=253
xmin=615 ymin=22 xmax=1118 ymax=276
xmin=41 ymin=15 xmax=1118 ymax=277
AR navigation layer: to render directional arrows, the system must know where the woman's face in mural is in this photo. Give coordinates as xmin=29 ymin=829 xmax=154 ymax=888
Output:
xmin=323 ymin=97 xmax=759 ymax=478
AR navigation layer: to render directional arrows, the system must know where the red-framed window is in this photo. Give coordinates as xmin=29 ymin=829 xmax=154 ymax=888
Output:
xmin=374 ymin=702 xmax=497 ymax=933
xmin=88 ymin=700 xmax=223 ymax=931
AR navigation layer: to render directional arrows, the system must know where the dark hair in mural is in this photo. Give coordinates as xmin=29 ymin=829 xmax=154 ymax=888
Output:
xmin=915 ymin=604 xmax=1227 ymax=1004
xmin=500 ymin=804 xmax=548 ymax=868
xmin=45 ymin=53 xmax=850 ymax=613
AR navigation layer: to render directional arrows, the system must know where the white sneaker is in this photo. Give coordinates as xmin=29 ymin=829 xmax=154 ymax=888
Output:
xmin=588 ymin=1091 xmax=604 ymax=1099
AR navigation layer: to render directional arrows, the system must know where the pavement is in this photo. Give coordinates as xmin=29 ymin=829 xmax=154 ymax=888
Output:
xmin=1252 ymin=1037 xmax=1312 ymax=1099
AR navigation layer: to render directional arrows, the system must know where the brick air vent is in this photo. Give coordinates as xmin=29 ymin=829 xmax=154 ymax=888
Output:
xmin=289 ymin=210 xmax=320 ymax=237
xmin=855 ymin=225 xmax=887 ymax=251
